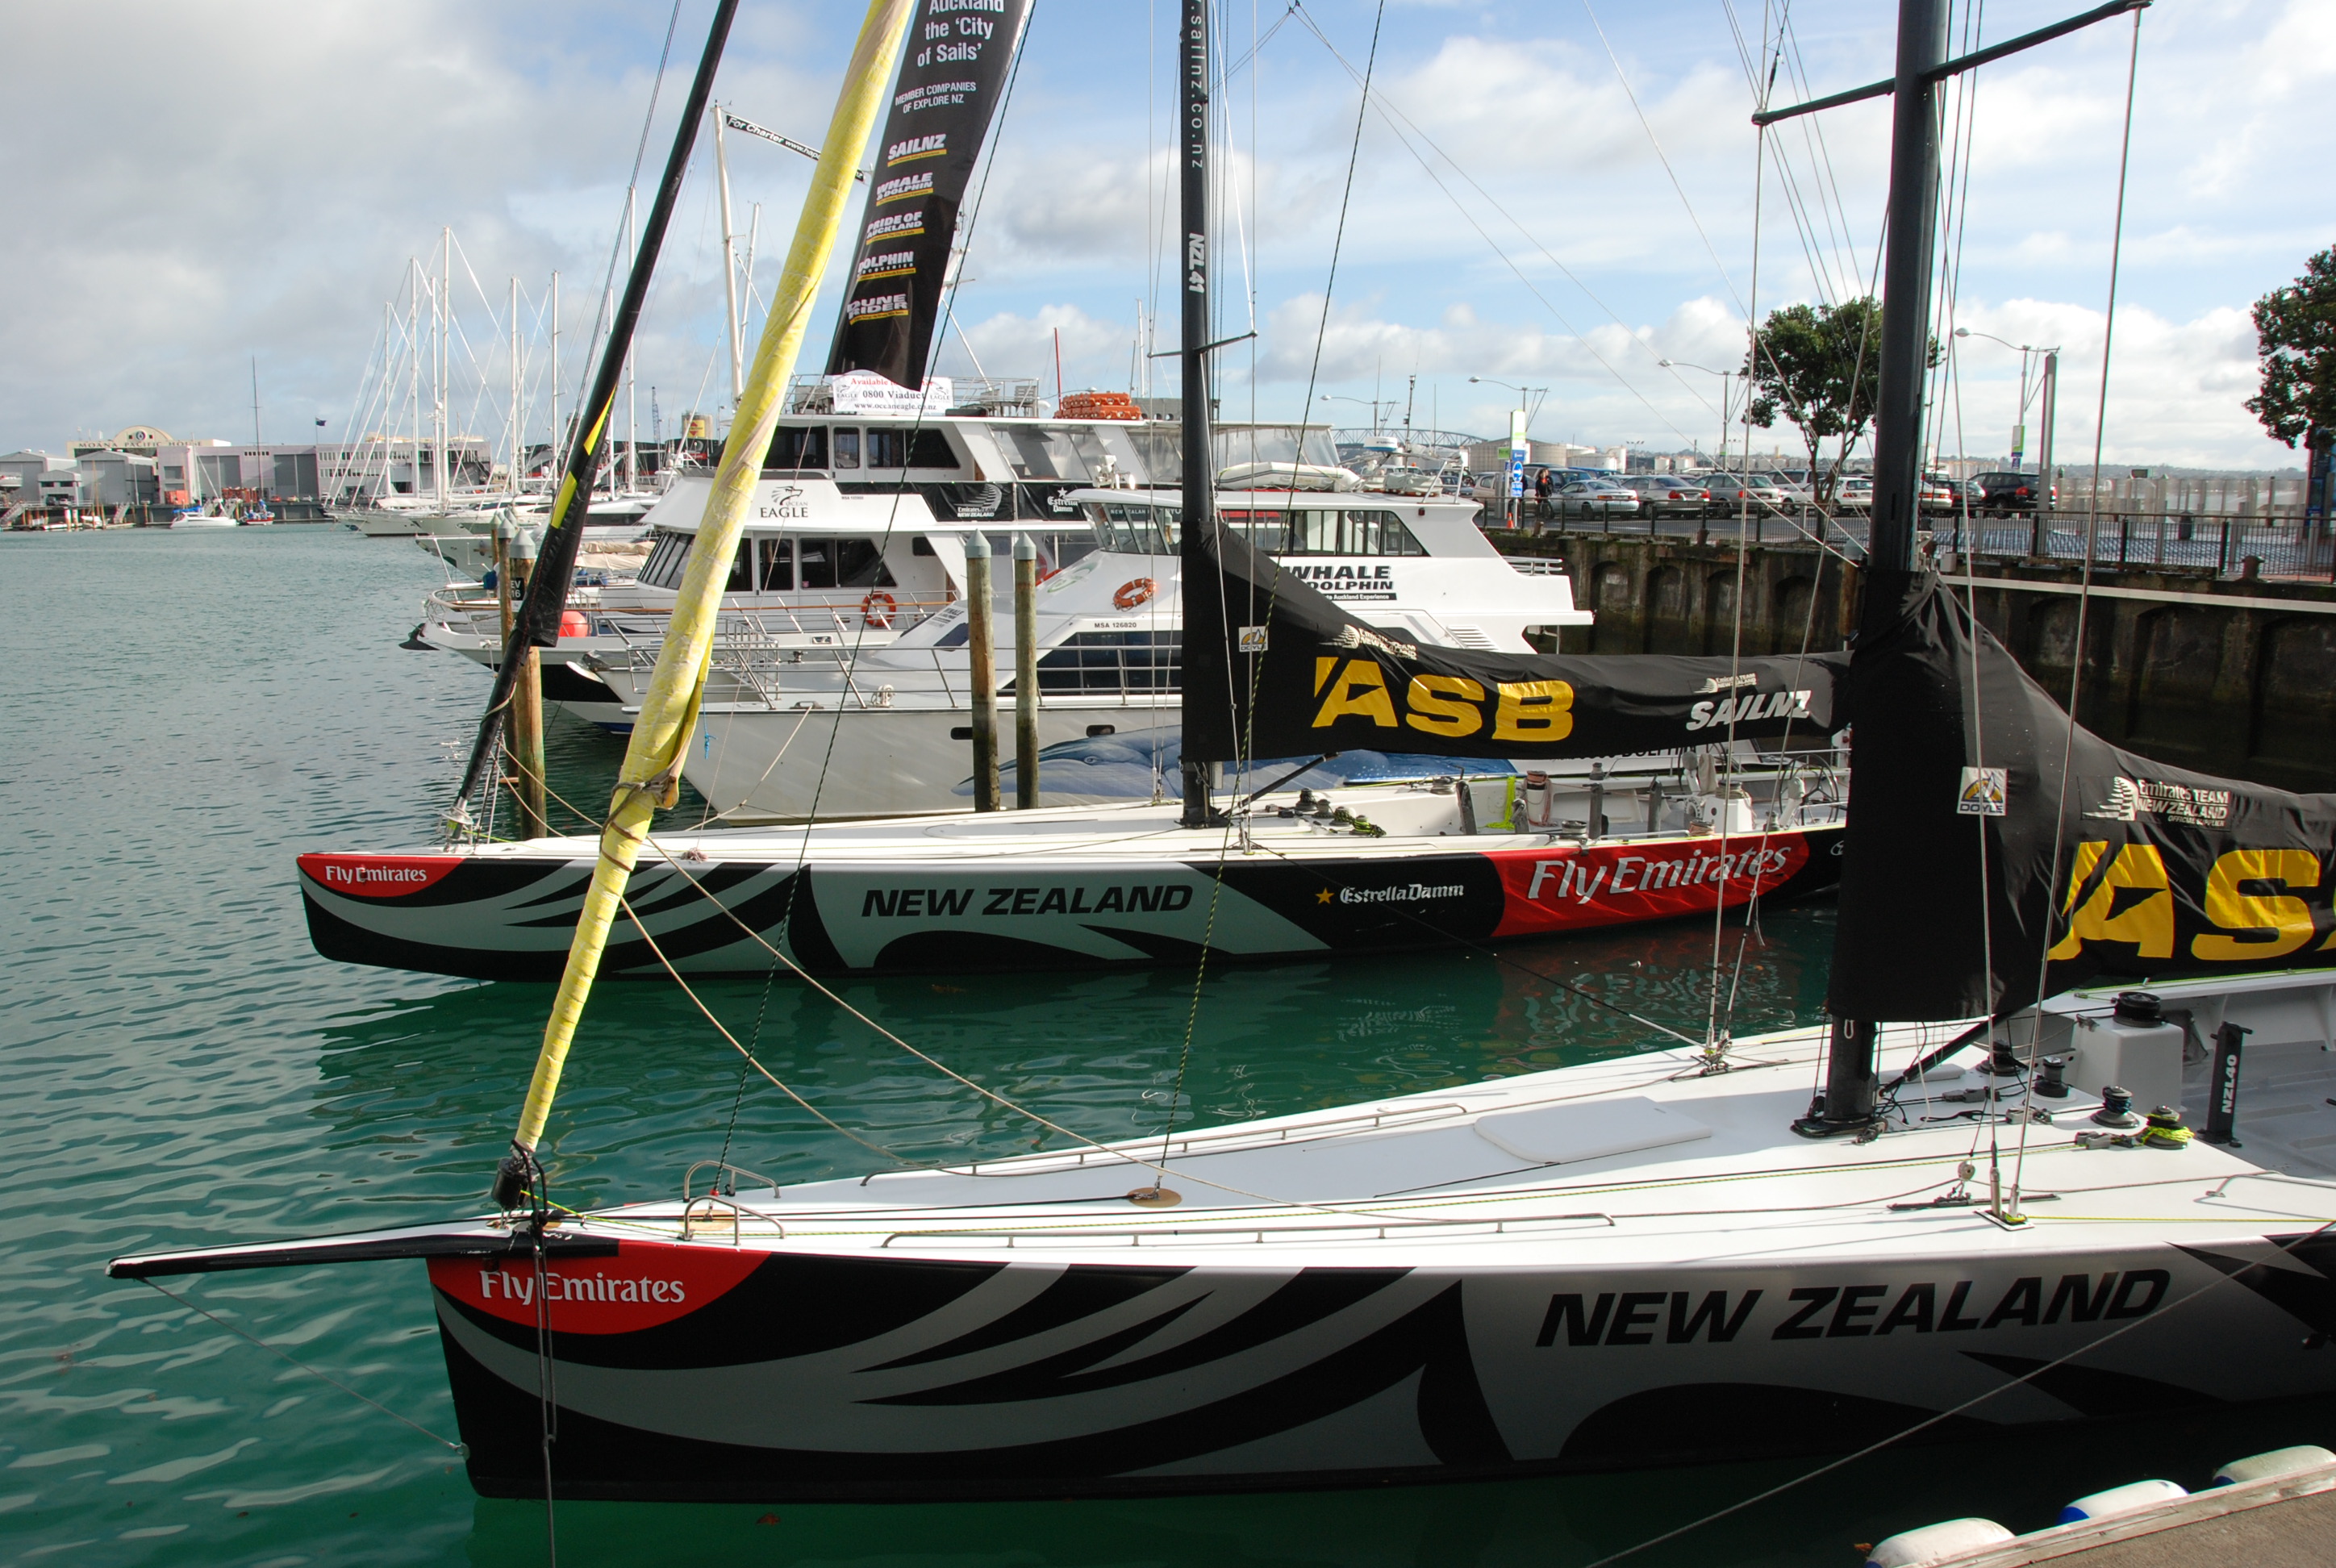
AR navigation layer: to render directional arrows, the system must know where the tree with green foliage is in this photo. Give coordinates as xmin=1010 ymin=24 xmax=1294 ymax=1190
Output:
xmin=1741 ymin=297 xmax=1933 ymax=507
xmin=2246 ymin=248 xmax=2336 ymax=452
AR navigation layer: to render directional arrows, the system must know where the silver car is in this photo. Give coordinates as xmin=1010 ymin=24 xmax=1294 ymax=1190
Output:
xmin=1625 ymin=474 xmax=1711 ymax=519
xmin=1698 ymin=476 xmax=1788 ymax=518
xmin=1555 ymin=477 xmax=1642 ymax=519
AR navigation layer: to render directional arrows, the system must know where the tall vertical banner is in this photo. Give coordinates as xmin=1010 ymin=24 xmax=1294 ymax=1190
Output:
xmin=825 ymin=0 xmax=1031 ymax=389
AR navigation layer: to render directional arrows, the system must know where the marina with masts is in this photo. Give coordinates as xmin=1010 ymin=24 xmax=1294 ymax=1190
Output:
xmin=10 ymin=2 xmax=2336 ymax=1566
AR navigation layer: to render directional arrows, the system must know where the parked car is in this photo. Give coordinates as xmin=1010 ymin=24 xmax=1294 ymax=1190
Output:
xmin=1554 ymin=477 xmax=1641 ymax=520
xmin=1920 ymin=473 xmax=1962 ymax=513
xmin=1758 ymin=471 xmax=1818 ymax=508
xmin=1699 ymin=476 xmax=1788 ymax=518
xmin=1831 ymin=476 xmax=1875 ymax=511
xmin=1623 ymin=474 xmax=1710 ymax=519
xmin=1971 ymin=470 xmax=2056 ymax=515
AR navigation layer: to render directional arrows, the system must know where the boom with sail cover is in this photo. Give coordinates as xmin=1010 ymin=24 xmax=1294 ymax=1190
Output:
xmin=824 ymin=0 xmax=1030 ymax=388
xmin=1179 ymin=526 xmax=1849 ymax=764
xmin=1829 ymin=567 xmax=2336 ymax=1021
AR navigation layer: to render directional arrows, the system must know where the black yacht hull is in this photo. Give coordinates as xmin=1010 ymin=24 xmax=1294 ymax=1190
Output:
xmin=298 ymin=825 xmax=1846 ymax=981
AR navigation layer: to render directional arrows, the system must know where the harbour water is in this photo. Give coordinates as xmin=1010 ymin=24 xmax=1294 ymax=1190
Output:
xmin=2 ymin=528 xmax=2330 ymax=1566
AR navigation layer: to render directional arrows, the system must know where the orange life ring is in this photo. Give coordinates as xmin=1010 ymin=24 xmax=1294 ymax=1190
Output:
xmin=1113 ymin=577 xmax=1157 ymax=611
xmin=861 ymin=590 xmax=898 ymax=628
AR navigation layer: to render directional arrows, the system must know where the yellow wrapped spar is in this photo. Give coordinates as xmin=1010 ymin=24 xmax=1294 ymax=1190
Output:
xmin=493 ymin=0 xmax=917 ymax=1208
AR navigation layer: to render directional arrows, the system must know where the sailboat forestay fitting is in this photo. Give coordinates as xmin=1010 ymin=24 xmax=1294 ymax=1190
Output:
xmin=110 ymin=0 xmax=2336 ymax=1516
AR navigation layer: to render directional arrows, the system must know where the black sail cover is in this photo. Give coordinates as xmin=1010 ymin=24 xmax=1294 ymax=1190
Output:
xmin=1180 ymin=525 xmax=1850 ymax=765
xmin=1829 ymin=569 xmax=2336 ymax=1020
xmin=824 ymin=0 xmax=1030 ymax=387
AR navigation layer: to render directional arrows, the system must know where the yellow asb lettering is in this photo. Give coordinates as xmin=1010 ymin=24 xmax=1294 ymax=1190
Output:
xmin=2047 ymin=841 xmax=2173 ymax=961
xmin=1312 ymin=659 xmax=1398 ymax=728
xmin=2192 ymin=848 xmax=2321 ymax=961
xmin=1492 ymin=680 xmax=1575 ymax=743
xmin=1404 ymin=674 xmax=1485 ymax=738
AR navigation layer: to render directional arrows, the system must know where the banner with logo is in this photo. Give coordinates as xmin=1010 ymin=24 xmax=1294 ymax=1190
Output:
xmin=1827 ymin=569 xmax=2336 ymax=1020
xmin=824 ymin=0 xmax=1030 ymax=389
xmin=1179 ymin=526 xmax=1849 ymax=769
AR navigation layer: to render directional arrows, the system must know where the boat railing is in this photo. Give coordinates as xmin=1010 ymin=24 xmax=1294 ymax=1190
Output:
xmin=874 ymin=1211 xmax=1617 ymax=1248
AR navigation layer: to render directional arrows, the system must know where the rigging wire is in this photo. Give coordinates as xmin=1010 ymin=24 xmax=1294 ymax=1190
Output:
xmin=1581 ymin=0 xmax=1745 ymax=315
xmin=136 ymin=1279 xmax=465 ymax=1456
xmin=2015 ymin=4 xmax=2146 ymax=1201
xmin=1286 ymin=3 xmax=1727 ymax=439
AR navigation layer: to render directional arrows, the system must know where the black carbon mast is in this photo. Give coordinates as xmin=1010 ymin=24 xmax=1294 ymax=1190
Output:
xmin=448 ymin=0 xmax=740 ymax=824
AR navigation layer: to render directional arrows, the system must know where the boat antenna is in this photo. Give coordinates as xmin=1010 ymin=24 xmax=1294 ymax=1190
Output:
xmin=444 ymin=0 xmax=738 ymax=824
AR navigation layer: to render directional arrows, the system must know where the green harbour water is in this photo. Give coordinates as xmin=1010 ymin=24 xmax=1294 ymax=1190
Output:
xmin=2 ymin=527 xmax=2330 ymax=1567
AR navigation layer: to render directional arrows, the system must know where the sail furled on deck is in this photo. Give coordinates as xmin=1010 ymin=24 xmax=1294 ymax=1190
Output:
xmin=824 ymin=0 xmax=1030 ymax=388
xmin=1179 ymin=526 xmax=1850 ymax=764
xmin=1828 ymin=569 xmax=2336 ymax=1021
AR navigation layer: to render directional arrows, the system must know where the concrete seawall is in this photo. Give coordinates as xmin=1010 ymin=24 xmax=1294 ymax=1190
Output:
xmin=1504 ymin=532 xmax=2336 ymax=794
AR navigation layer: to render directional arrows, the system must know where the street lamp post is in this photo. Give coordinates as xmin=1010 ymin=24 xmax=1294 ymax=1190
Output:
xmin=1954 ymin=327 xmax=2062 ymax=554
xmin=1658 ymin=359 xmax=1746 ymax=472
xmin=1470 ymin=376 xmax=1547 ymax=530
xmin=1319 ymin=393 xmax=1400 ymax=440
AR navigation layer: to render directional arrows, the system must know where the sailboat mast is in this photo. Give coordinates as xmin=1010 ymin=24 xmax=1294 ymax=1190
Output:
xmin=549 ymin=270 xmax=561 ymax=477
xmin=714 ymin=104 xmax=745 ymax=408
xmin=407 ymin=262 xmax=420 ymax=504
xmin=1799 ymin=0 xmax=1948 ymax=1138
xmin=436 ymin=227 xmax=450 ymax=509
xmin=508 ymin=276 xmax=520 ymax=493
xmin=626 ymin=189 xmax=639 ymax=494
xmin=490 ymin=0 xmax=915 ymax=1211
xmin=1176 ymin=0 xmax=1215 ymax=828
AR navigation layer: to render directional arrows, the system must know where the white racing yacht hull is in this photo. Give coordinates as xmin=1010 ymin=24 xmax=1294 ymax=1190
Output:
xmin=111 ymin=975 xmax=2336 ymax=1502
xmin=295 ymin=782 xmax=1844 ymax=980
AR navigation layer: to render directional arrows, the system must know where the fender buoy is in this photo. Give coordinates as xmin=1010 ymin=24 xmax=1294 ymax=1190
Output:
xmin=861 ymin=590 xmax=898 ymax=628
xmin=557 ymin=610 xmax=590 ymax=638
xmin=1113 ymin=577 xmax=1156 ymax=610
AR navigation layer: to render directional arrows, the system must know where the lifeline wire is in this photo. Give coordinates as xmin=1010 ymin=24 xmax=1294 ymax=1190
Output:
xmin=137 ymin=1278 xmax=464 ymax=1455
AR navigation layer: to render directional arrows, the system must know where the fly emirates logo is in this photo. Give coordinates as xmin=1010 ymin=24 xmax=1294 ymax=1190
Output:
xmin=473 ymin=1267 xmax=687 ymax=1307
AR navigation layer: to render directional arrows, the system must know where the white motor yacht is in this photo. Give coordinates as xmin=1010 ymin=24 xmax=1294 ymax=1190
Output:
xmin=413 ymin=409 xmax=1578 ymax=822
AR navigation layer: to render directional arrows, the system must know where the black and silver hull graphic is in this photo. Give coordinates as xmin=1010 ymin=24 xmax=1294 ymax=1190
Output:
xmin=299 ymin=825 xmax=1843 ymax=981
xmin=426 ymin=1234 xmax=2336 ymax=1502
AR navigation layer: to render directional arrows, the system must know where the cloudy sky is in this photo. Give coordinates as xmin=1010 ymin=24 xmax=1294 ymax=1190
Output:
xmin=6 ymin=0 xmax=2328 ymax=470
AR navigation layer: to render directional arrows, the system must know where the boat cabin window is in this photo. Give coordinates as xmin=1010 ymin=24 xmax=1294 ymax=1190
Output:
xmin=1028 ymin=630 xmax=1182 ymax=694
xmin=797 ymin=536 xmax=897 ymax=590
xmin=760 ymin=423 xmax=958 ymax=472
xmin=639 ymin=528 xmax=691 ymax=588
xmin=1086 ymin=503 xmax=1177 ymax=555
xmin=1226 ymin=507 xmax=1425 ymax=557
xmin=765 ymin=425 xmax=828 ymax=470
xmin=756 ymin=537 xmax=795 ymax=590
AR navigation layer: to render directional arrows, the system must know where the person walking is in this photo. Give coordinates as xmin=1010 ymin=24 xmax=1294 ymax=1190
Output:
xmin=1533 ymin=466 xmax=1554 ymax=530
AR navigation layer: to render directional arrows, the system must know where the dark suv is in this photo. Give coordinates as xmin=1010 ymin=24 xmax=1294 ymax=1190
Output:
xmin=1972 ymin=471 xmax=2054 ymax=515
